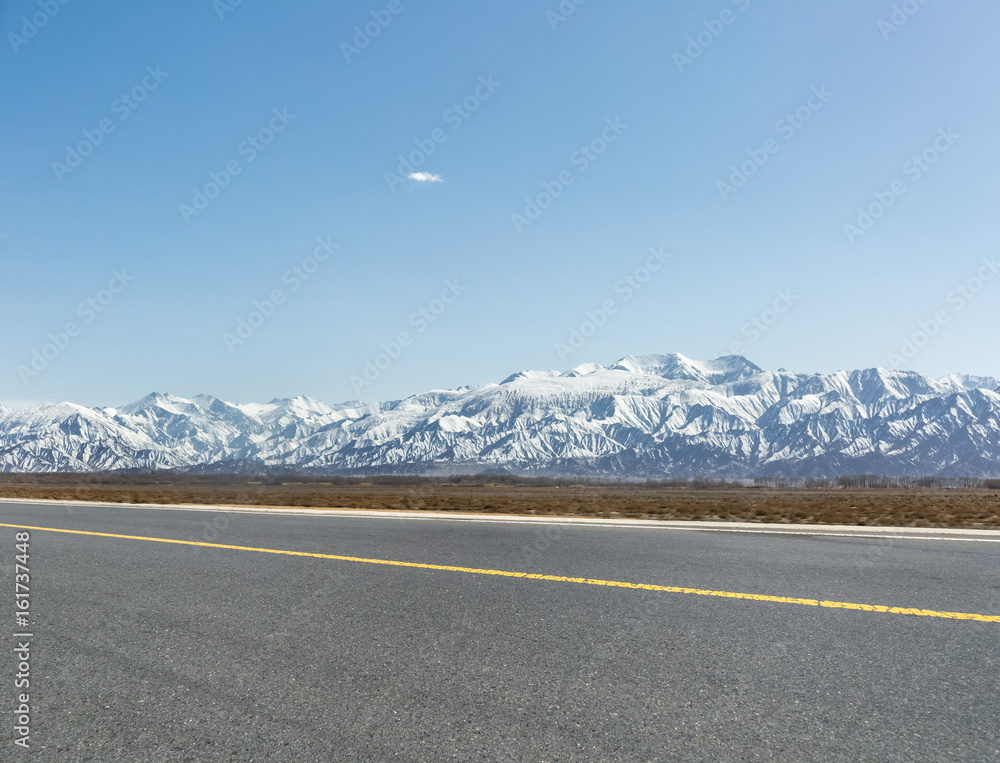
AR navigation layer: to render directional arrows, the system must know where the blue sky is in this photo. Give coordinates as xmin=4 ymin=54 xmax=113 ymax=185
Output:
xmin=1 ymin=0 xmax=998 ymax=407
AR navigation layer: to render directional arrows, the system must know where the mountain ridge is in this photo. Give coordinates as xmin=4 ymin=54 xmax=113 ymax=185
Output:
xmin=2 ymin=353 xmax=999 ymax=478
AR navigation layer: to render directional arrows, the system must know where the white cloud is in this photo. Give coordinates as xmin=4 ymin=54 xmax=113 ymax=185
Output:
xmin=408 ymin=172 xmax=444 ymax=183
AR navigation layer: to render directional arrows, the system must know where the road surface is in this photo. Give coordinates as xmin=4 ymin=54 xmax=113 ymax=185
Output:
xmin=1 ymin=500 xmax=998 ymax=761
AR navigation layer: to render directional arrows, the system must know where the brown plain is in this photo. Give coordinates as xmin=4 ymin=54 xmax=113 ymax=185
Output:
xmin=0 ymin=474 xmax=998 ymax=528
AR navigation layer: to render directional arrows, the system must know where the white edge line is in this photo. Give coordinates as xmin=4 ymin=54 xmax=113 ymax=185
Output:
xmin=1 ymin=497 xmax=999 ymax=542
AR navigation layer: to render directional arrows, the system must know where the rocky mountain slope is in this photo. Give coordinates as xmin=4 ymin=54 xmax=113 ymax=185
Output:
xmin=2 ymin=354 xmax=999 ymax=478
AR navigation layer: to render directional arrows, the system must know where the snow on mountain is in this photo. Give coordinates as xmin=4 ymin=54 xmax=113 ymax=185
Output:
xmin=560 ymin=362 xmax=604 ymax=378
xmin=608 ymin=353 xmax=762 ymax=385
xmin=2 ymin=355 xmax=999 ymax=477
xmin=937 ymin=373 xmax=1000 ymax=392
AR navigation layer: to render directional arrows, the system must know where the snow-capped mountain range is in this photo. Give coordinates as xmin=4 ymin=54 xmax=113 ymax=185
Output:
xmin=2 ymin=353 xmax=999 ymax=478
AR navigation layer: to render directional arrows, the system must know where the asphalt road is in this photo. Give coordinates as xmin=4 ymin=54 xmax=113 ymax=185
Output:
xmin=1 ymin=501 xmax=998 ymax=762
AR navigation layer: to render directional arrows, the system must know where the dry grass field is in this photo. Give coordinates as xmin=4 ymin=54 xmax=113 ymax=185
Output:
xmin=0 ymin=474 xmax=998 ymax=528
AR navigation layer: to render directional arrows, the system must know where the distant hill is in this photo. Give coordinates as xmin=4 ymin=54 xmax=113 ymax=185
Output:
xmin=3 ymin=353 xmax=999 ymax=478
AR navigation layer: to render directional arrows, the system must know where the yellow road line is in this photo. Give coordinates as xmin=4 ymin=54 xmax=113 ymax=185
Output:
xmin=3 ymin=522 xmax=998 ymax=623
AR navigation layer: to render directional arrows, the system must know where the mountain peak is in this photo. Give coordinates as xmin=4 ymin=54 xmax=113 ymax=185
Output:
xmin=500 ymin=370 xmax=561 ymax=384
xmin=937 ymin=373 xmax=1000 ymax=392
xmin=117 ymin=392 xmax=188 ymax=416
xmin=608 ymin=353 xmax=761 ymax=384
xmin=561 ymin=362 xmax=605 ymax=378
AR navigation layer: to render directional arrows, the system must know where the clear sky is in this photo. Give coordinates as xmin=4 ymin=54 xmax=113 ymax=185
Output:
xmin=2 ymin=0 xmax=998 ymax=408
